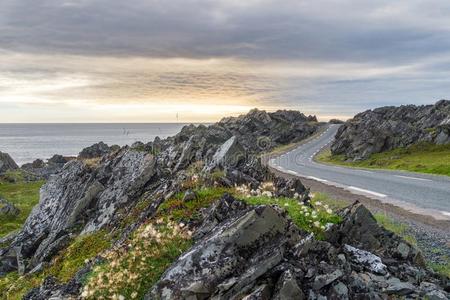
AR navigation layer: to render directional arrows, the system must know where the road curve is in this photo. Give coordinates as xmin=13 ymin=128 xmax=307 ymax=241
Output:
xmin=269 ymin=124 xmax=450 ymax=220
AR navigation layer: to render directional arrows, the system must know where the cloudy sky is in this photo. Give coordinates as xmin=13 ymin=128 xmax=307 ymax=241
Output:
xmin=1 ymin=0 xmax=450 ymax=122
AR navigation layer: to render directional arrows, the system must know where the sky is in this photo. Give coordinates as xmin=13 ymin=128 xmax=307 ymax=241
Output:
xmin=1 ymin=0 xmax=450 ymax=122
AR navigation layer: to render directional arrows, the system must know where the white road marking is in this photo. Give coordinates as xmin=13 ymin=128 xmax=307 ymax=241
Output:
xmin=286 ymin=170 xmax=299 ymax=175
xmin=347 ymin=186 xmax=387 ymax=198
xmin=306 ymin=176 xmax=328 ymax=183
xmin=394 ymin=175 xmax=432 ymax=182
xmin=359 ymin=170 xmax=373 ymax=174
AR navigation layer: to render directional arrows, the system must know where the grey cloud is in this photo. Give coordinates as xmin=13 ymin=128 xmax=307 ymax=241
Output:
xmin=2 ymin=0 xmax=450 ymax=64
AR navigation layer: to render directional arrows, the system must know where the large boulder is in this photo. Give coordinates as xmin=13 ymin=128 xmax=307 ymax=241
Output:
xmin=0 ymin=151 xmax=18 ymax=174
xmin=331 ymin=100 xmax=450 ymax=160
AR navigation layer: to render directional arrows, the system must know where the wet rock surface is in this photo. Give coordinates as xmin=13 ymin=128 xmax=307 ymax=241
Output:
xmin=331 ymin=100 xmax=450 ymax=160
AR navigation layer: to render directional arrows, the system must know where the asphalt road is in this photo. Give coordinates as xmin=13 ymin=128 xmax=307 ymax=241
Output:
xmin=269 ymin=124 xmax=450 ymax=220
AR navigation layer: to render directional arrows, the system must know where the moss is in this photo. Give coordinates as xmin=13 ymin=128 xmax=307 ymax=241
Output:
xmin=46 ymin=231 xmax=111 ymax=282
xmin=0 ymin=179 xmax=44 ymax=237
xmin=157 ymin=187 xmax=231 ymax=222
xmin=317 ymin=143 xmax=450 ymax=177
xmin=0 ymin=231 xmax=111 ymax=299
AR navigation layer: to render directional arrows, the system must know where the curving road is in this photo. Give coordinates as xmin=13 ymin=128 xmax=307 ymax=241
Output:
xmin=269 ymin=124 xmax=450 ymax=220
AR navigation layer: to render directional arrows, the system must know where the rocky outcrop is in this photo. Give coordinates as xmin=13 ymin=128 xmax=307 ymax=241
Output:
xmin=0 ymin=152 xmax=19 ymax=174
xmin=331 ymin=100 xmax=450 ymax=160
xmin=21 ymin=155 xmax=73 ymax=179
xmin=78 ymin=142 xmax=115 ymax=159
xmin=0 ymin=148 xmax=157 ymax=274
xmin=150 ymin=198 xmax=448 ymax=299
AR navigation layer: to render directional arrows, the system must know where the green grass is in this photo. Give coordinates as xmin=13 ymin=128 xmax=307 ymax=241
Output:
xmin=0 ymin=231 xmax=111 ymax=300
xmin=157 ymin=187 xmax=231 ymax=222
xmin=373 ymin=213 xmax=417 ymax=246
xmin=0 ymin=179 xmax=44 ymax=238
xmin=241 ymin=194 xmax=341 ymax=238
xmin=316 ymin=142 xmax=450 ymax=177
xmin=428 ymin=260 xmax=450 ymax=278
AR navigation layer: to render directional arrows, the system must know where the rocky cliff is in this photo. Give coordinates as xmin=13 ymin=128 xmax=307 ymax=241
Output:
xmin=0 ymin=152 xmax=19 ymax=174
xmin=331 ymin=100 xmax=450 ymax=160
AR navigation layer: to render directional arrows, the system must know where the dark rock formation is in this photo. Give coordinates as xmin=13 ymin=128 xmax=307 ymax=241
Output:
xmin=1 ymin=148 xmax=157 ymax=274
xmin=0 ymin=152 xmax=19 ymax=174
xmin=149 ymin=198 xmax=448 ymax=299
xmin=331 ymin=100 xmax=450 ymax=160
xmin=78 ymin=141 xmax=114 ymax=159
xmin=21 ymin=155 xmax=73 ymax=179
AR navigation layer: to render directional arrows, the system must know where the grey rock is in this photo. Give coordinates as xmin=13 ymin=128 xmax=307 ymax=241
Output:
xmin=344 ymin=244 xmax=387 ymax=275
xmin=182 ymin=189 xmax=197 ymax=202
xmin=3 ymin=148 xmax=156 ymax=271
xmin=425 ymin=289 xmax=448 ymax=300
xmin=207 ymin=135 xmax=245 ymax=170
xmin=241 ymin=284 xmax=272 ymax=300
xmin=396 ymin=242 xmax=410 ymax=260
xmin=383 ymin=277 xmax=415 ymax=295
xmin=0 ymin=151 xmax=19 ymax=174
xmin=274 ymin=270 xmax=304 ymax=300
xmin=148 ymin=196 xmax=297 ymax=299
xmin=78 ymin=141 xmax=112 ymax=159
xmin=332 ymin=100 xmax=450 ymax=160
xmin=313 ymin=269 xmax=344 ymax=290
xmin=330 ymin=281 xmax=349 ymax=300
xmin=0 ymin=198 xmax=20 ymax=217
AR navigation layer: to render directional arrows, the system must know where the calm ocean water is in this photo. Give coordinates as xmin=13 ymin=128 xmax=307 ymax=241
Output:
xmin=0 ymin=123 xmax=190 ymax=166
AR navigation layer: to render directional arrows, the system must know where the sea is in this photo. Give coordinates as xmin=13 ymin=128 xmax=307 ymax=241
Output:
xmin=0 ymin=123 xmax=191 ymax=166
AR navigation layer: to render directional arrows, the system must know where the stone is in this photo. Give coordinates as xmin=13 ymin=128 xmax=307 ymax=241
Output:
xmin=332 ymin=100 xmax=450 ymax=159
xmin=274 ymin=270 xmax=304 ymax=300
xmin=78 ymin=141 xmax=112 ymax=159
xmin=396 ymin=242 xmax=410 ymax=259
xmin=344 ymin=244 xmax=387 ymax=275
xmin=0 ymin=198 xmax=20 ymax=217
xmin=330 ymin=281 xmax=349 ymax=300
xmin=425 ymin=290 xmax=448 ymax=300
xmin=0 ymin=151 xmax=19 ymax=174
xmin=182 ymin=189 xmax=197 ymax=202
xmin=207 ymin=136 xmax=246 ymax=170
xmin=313 ymin=269 xmax=344 ymax=290
xmin=383 ymin=277 xmax=415 ymax=296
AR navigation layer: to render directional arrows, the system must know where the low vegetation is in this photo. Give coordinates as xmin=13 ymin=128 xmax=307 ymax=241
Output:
xmin=0 ymin=177 xmax=44 ymax=238
xmin=0 ymin=231 xmax=111 ymax=300
xmin=316 ymin=143 xmax=450 ymax=176
xmin=373 ymin=213 xmax=417 ymax=246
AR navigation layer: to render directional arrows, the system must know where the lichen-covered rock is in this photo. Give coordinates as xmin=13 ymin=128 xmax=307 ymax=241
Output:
xmin=331 ymin=100 xmax=450 ymax=160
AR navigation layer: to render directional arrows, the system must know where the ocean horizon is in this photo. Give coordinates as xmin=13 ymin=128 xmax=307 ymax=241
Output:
xmin=0 ymin=123 xmax=197 ymax=165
